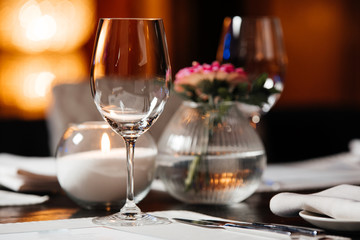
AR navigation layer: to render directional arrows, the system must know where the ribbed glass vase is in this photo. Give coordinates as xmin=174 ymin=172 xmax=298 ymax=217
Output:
xmin=156 ymin=101 xmax=266 ymax=204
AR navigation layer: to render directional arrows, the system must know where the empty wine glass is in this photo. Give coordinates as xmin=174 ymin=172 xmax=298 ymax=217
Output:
xmin=217 ymin=16 xmax=287 ymax=123
xmin=90 ymin=18 xmax=171 ymax=226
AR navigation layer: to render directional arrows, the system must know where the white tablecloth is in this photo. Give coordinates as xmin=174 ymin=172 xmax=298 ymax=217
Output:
xmin=0 ymin=210 xmax=290 ymax=240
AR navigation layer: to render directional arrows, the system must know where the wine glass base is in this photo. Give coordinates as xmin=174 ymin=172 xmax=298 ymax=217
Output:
xmin=92 ymin=212 xmax=172 ymax=227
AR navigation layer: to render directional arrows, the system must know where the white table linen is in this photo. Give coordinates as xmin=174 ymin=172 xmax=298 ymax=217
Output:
xmin=0 ymin=153 xmax=59 ymax=192
xmin=0 ymin=190 xmax=49 ymax=206
xmin=0 ymin=210 xmax=290 ymax=240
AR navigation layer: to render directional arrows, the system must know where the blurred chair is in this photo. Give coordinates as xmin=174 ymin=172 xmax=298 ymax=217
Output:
xmin=46 ymin=82 xmax=182 ymax=154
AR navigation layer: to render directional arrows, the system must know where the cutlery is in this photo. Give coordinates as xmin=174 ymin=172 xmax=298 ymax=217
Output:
xmin=173 ymin=218 xmax=291 ymax=239
xmin=200 ymin=218 xmax=324 ymax=236
xmin=173 ymin=218 xmax=351 ymax=240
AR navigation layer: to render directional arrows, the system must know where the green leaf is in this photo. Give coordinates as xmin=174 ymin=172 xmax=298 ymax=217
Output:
xmin=251 ymin=73 xmax=268 ymax=91
xmin=175 ymin=84 xmax=199 ymax=102
xmin=246 ymin=92 xmax=269 ymax=107
xmin=181 ymin=84 xmax=196 ymax=92
xmin=218 ymin=87 xmax=230 ymax=99
xmin=197 ymin=80 xmax=212 ymax=94
xmin=184 ymin=155 xmax=201 ymax=192
xmin=235 ymin=82 xmax=249 ymax=94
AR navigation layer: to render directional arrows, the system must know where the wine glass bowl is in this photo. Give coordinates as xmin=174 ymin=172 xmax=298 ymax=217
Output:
xmin=91 ymin=19 xmax=170 ymax=139
xmin=90 ymin=18 xmax=171 ymax=226
xmin=217 ymin=16 xmax=287 ymax=119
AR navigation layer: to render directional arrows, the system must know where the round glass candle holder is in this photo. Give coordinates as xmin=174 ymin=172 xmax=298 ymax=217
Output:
xmin=56 ymin=121 xmax=157 ymax=210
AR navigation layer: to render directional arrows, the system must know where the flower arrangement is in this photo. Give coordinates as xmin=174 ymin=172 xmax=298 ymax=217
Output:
xmin=174 ymin=61 xmax=280 ymax=107
xmin=173 ymin=61 xmax=280 ymax=192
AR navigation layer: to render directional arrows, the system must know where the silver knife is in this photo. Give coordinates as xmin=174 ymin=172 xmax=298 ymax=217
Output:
xmin=200 ymin=218 xmax=324 ymax=236
xmin=173 ymin=218 xmax=351 ymax=240
xmin=173 ymin=218 xmax=292 ymax=236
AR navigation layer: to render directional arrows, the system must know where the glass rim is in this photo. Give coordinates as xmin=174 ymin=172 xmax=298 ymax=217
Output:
xmin=226 ymin=15 xmax=280 ymax=19
xmin=99 ymin=17 xmax=163 ymax=21
xmin=224 ymin=16 xmax=281 ymax=23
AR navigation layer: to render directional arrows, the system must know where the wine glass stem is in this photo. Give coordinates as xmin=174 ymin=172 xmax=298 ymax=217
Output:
xmin=120 ymin=138 xmax=141 ymax=217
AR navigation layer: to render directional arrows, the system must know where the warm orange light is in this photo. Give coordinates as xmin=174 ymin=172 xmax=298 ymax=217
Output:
xmin=101 ymin=133 xmax=111 ymax=153
xmin=0 ymin=0 xmax=95 ymax=119
xmin=0 ymin=0 xmax=96 ymax=53
xmin=0 ymin=52 xmax=87 ymax=118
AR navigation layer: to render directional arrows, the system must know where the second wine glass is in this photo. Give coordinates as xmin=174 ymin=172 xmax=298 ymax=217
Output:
xmin=217 ymin=16 xmax=287 ymax=122
xmin=90 ymin=18 xmax=171 ymax=226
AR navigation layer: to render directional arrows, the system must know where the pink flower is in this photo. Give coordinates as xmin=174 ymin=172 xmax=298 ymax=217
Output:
xmin=174 ymin=61 xmax=251 ymax=103
xmin=175 ymin=61 xmax=247 ymax=87
xmin=173 ymin=61 xmax=280 ymax=107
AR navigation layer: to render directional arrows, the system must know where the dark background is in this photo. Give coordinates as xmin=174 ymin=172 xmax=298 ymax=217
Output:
xmin=1 ymin=0 xmax=360 ymax=163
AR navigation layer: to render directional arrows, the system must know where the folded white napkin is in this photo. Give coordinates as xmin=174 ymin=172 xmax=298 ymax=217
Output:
xmin=0 ymin=153 xmax=60 ymax=192
xmin=270 ymin=184 xmax=360 ymax=220
xmin=0 ymin=190 xmax=49 ymax=206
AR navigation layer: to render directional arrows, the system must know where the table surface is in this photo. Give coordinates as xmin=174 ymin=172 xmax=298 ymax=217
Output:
xmin=0 ymin=189 xmax=359 ymax=239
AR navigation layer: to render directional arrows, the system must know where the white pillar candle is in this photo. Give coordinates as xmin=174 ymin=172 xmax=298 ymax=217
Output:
xmin=56 ymin=147 xmax=156 ymax=202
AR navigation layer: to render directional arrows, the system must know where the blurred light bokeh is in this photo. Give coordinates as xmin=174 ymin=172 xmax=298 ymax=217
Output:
xmin=0 ymin=0 xmax=96 ymax=119
xmin=0 ymin=0 xmax=95 ymax=52
xmin=0 ymin=52 xmax=87 ymax=118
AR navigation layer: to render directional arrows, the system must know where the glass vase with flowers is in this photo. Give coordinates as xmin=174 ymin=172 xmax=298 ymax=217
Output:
xmin=156 ymin=61 xmax=280 ymax=204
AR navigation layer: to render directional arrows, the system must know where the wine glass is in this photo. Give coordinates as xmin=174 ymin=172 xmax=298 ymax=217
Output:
xmin=90 ymin=18 xmax=171 ymax=226
xmin=216 ymin=16 xmax=287 ymax=124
